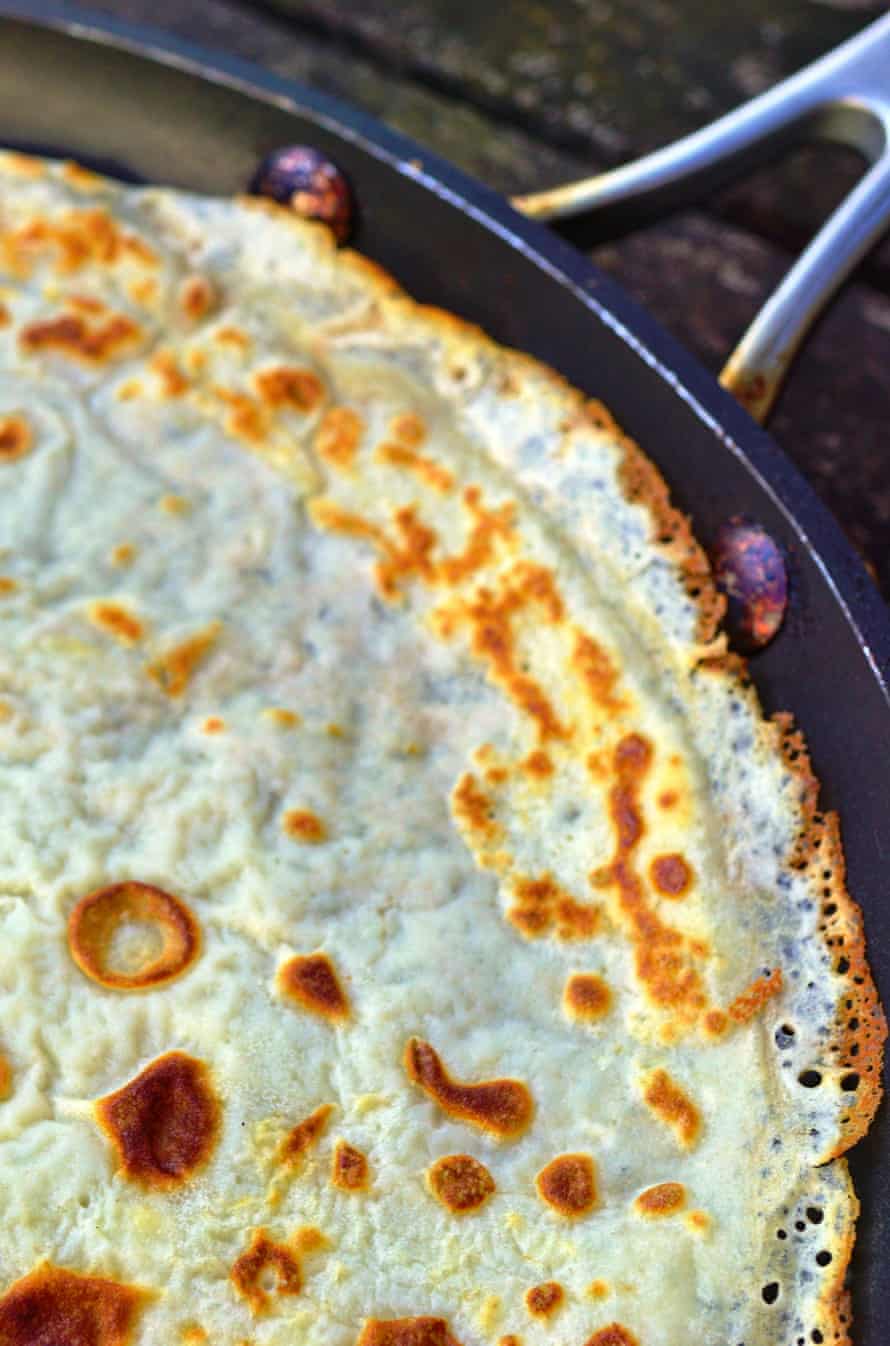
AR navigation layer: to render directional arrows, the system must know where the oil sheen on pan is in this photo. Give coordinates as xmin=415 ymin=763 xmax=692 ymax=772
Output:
xmin=0 ymin=151 xmax=883 ymax=1346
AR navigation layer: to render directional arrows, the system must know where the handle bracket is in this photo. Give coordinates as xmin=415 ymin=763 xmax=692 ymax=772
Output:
xmin=513 ymin=15 xmax=890 ymax=424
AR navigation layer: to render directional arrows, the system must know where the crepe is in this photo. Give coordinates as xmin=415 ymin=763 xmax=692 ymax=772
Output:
xmin=0 ymin=150 xmax=883 ymax=1346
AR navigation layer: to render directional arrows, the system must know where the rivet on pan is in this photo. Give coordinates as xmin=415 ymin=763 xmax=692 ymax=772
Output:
xmin=712 ymin=516 xmax=788 ymax=652
xmin=249 ymin=147 xmax=353 ymax=244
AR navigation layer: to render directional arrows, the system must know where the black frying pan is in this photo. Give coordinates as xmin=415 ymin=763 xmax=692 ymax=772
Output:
xmin=0 ymin=4 xmax=887 ymax=1340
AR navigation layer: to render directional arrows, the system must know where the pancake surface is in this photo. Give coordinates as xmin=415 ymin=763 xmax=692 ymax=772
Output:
xmin=0 ymin=152 xmax=884 ymax=1346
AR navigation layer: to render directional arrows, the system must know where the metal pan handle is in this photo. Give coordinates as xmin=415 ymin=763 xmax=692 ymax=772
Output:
xmin=513 ymin=15 xmax=890 ymax=425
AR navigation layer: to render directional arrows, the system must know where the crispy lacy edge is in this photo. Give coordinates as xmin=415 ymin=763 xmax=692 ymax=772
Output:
xmin=807 ymin=1156 xmax=858 ymax=1346
xmin=772 ymin=713 xmax=886 ymax=1158
xmin=90 ymin=176 xmax=882 ymax=1346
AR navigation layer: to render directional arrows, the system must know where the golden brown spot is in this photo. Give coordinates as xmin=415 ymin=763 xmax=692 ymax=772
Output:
xmin=485 ymin=765 xmax=509 ymax=786
xmin=95 ymin=1051 xmax=219 ymax=1189
xmin=507 ymin=906 xmax=550 ymax=938
xmin=314 ymin=407 xmax=363 ymax=472
xmin=0 ymin=1053 xmax=11 ymax=1101
xmin=508 ymin=874 xmax=601 ymax=942
xmin=254 ymin=366 xmax=323 ymax=412
xmin=563 ymin=973 xmax=611 ymax=1022
xmin=19 ymin=312 xmax=140 ymax=363
xmin=0 ymin=303 xmax=10 ymax=327
xmin=405 ymin=1038 xmax=533 ymax=1140
xmin=555 ymin=897 xmax=600 ymax=940
xmin=86 ymin=601 xmax=144 ymax=646
xmin=281 ymin=809 xmax=327 ymax=844
xmin=312 ymin=488 xmax=518 ymax=609
xmin=650 ymin=853 xmax=693 ymax=899
xmin=376 ymin=442 xmax=454 ymax=494
xmin=0 ymin=578 xmax=18 ymax=596
xmin=159 ymin=494 xmax=191 ymax=516
xmin=584 ymin=1327 xmax=639 ymax=1346
xmin=607 ymin=735 xmax=708 ymax=1020
xmin=68 ymin=881 xmax=200 ymax=991
xmin=535 ymin=1153 xmax=598 ymax=1218
xmin=435 ymin=564 xmax=569 ymax=742
xmin=278 ymin=1103 xmax=333 ymax=1170
xmin=4 ymin=208 xmax=154 ymax=280
xmin=1 ymin=222 xmax=43 ymax=276
xmin=658 ymin=790 xmax=678 ymax=810
xmin=436 ymin=486 xmax=516 ymax=587
xmin=522 ymin=750 xmax=554 ymax=779
xmin=178 ymin=275 xmax=216 ymax=322
xmin=702 ymin=1009 xmax=729 ymax=1039
xmin=634 ymin=1181 xmax=686 ymax=1217
xmin=202 ymin=716 xmax=225 ymax=735
xmin=587 ymin=1281 xmax=610 ymax=1300
xmin=150 ymin=350 xmax=189 ymax=398
xmin=308 ymin=490 xmax=574 ymax=741
xmin=294 ymin=1226 xmax=327 ymax=1256
xmin=120 ymin=235 xmax=157 ymax=266
xmin=180 ymin=1326 xmax=208 ymax=1345
xmin=331 ymin=1140 xmax=370 ymax=1191
xmin=0 ymin=1264 xmax=148 ymax=1346
xmin=499 ymin=1338 xmax=522 ymax=1346
xmin=641 ymin=1069 xmax=701 ymax=1149
xmin=109 ymin=543 xmax=136 ymax=568
xmin=214 ymin=325 xmax=251 ymax=349
xmin=728 ymin=967 xmax=783 ymax=1024
xmin=310 ymin=497 xmax=438 ymax=599
xmin=277 ymin=953 xmax=350 ymax=1022
xmin=524 ymin=1283 xmax=564 ymax=1319
xmin=128 ymin=278 xmax=157 ymax=307
xmin=452 ymin=772 xmax=500 ymax=842
xmin=376 ymin=507 xmax=438 ymax=599
xmin=230 ymin=1230 xmax=302 ymax=1315
xmin=115 ymin=379 xmax=142 ymax=402
xmin=215 ymin=387 xmax=268 ymax=444
xmin=427 ymin=1154 xmax=496 ymax=1213
xmin=686 ymin=1209 xmax=711 ymax=1234
xmin=61 ymin=161 xmax=105 ymax=188
xmin=586 ymin=752 xmax=608 ymax=780
xmin=146 ymin=622 xmax=221 ymax=697
xmin=4 ymin=152 xmax=44 ymax=176
xmin=66 ymin=294 xmax=106 ymax=315
xmin=572 ymin=632 xmax=623 ymax=712
xmin=611 ymin=735 xmax=652 ymax=850
xmin=0 ymin=700 xmax=13 ymax=720
xmin=390 ymin=412 xmax=427 ymax=447
xmin=0 ymin=414 xmax=32 ymax=463
xmin=263 ymin=707 xmax=300 ymax=728
xmin=509 ymin=561 xmax=564 ymax=620
xmin=356 ymin=1318 xmax=462 ymax=1346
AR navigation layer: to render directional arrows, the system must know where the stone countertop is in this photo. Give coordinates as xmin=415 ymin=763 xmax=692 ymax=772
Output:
xmin=77 ymin=0 xmax=890 ymax=593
